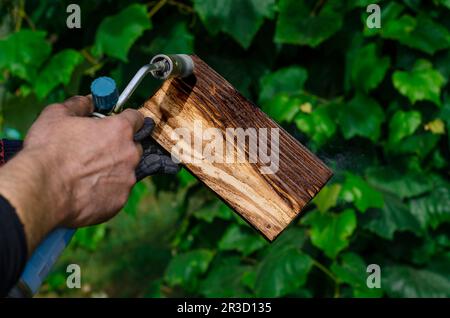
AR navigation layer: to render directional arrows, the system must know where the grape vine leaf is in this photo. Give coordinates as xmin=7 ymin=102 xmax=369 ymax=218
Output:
xmin=365 ymin=167 xmax=434 ymax=199
xmin=275 ymin=0 xmax=343 ymax=47
xmin=302 ymin=209 xmax=357 ymax=259
xmin=199 ymin=256 xmax=252 ymax=297
xmin=340 ymin=173 xmax=384 ymax=213
xmin=388 ymin=110 xmax=422 ymax=145
xmin=192 ymin=200 xmax=233 ymax=223
xmin=164 ymin=249 xmax=214 ymax=290
xmin=392 ymin=59 xmax=445 ymax=106
xmin=381 ymin=14 xmax=450 ymax=55
xmin=361 ymin=193 xmax=422 ymax=240
xmin=218 ymin=224 xmax=267 ymax=256
xmin=331 ymin=253 xmax=383 ymax=298
xmin=338 ymin=93 xmax=385 ymax=141
xmin=295 ymin=104 xmax=337 ymax=148
xmin=34 ymin=49 xmax=83 ymax=100
xmin=259 ymin=66 xmax=308 ymax=104
xmin=363 ymin=2 xmax=404 ymax=37
xmin=261 ymin=93 xmax=301 ymax=123
xmin=0 ymin=30 xmax=51 ymax=80
xmin=145 ymin=20 xmax=194 ymax=54
xmin=313 ymin=184 xmax=342 ymax=213
xmin=384 ymin=265 xmax=450 ymax=297
xmin=194 ymin=0 xmax=276 ymax=49
xmin=350 ymin=44 xmax=390 ymax=92
xmin=409 ymin=185 xmax=450 ymax=230
xmin=93 ymin=4 xmax=152 ymax=61
xmin=254 ymin=228 xmax=313 ymax=297
xmin=392 ymin=133 xmax=440 ymax=159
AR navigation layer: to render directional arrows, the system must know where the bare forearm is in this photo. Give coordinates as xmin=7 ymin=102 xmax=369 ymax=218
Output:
xmin=0 ymin=149 xmax=62 ymax=254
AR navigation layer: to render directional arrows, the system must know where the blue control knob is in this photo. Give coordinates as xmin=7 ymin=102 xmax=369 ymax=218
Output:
xmin=90 ymin=76 xmax=118 ymax=114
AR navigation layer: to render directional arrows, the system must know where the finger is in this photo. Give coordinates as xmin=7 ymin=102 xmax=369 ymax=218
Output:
xmin=135 ymin=154 xmax=161 ymax=181
xmin=133 ymin=117 xmax=155 ymax=142
xmin=136 ymin=143 xmax=143 ymax=158
xmin=117 ymin=108 xmax=144 ymax=133
xmin=63 ymin=95 xmax=94 ymax=117
xmin=161 ymin=156 xmax=181 ymax=174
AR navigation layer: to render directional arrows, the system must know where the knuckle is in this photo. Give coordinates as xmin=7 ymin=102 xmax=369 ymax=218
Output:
xmin=43 ymin=103 xmax=65 ymax=115
xmin=66 ymin=95 xmax=87 ymax=104
xmin=125 ymin=145 xmax=141 ymax=164
xmin=114 ymin=116 xmax=133 ymax=134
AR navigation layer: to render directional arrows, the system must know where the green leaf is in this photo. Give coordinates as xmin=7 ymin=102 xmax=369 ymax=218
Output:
xmin=146 ymin=279 xmax=164 ymax=297
xmin=384 ymin=265 xmax=450 ymax=297
xmin=2 ymin=93 xmax=44 ymax=134
xmin=93 ymin=4 xmax=151 ymax=61
xmin=303 ymin=209 xmax=357 ymax=259
xmin=177 ymin=168 xmax=198 ymax=187
xmin=259 ymin=66 xmax=309 ymax=123
xmin=340 ymin=173 xmax=384 ymax=213
xmin=409 ymin=185 xmax=450 ymax=230
xmin=241 ymin=270 xmax=257 ymax=291
xmin=331 ymin=253 xmax=383 ymax=297
xmin=0 ymin=30 xmax=51 ymax=80
xmin=71 ymin=224 xmax=106 ymax=251
xmin=366 ymin=167 xmax=434 ymax=199
xmin=313 ymin=184 xmax=342 ymax=213
xmin=34 ymin=49 xmax=83 ymax=99
xmin=192 ymin=200 xmax=233 ymax=223
xmin=259 ymin=66 xmax=308 ymax=104
xmin=261 ymin=93 xmax=301 ymax=123
xmin=381 ymin=14 xmax=450 ymax=55
xmin=350 ymin=44 xmax=390 ymax=92
xmin=392 ymin=133 xmax=440 ymax=159
xmin=441 ymin=98 xmax=450 ymax=146
xmin=439 ymin=0 xmax=450 ymax=9
xmin=338 ymin=94 xmax=385 ymax=141
xmin=200 ymin=256 xmax=252 ymax=297
xmin=194 ymin=0 xmax=276 ymax=49
xmin=388 ymin=110 xmax=422 ymax=145
xmin=146 ymin=20 xmax=194 ymax=54
xmin=275 ymin=0 xmax=343 ymax=47
xmin=294 ymin=104 xmax=337 ymax=147
xmin=363 ymin=2 xmax=404 ymax=37
xmin=362 ymin=193 xmax=422 ymax=240
xmin=123 ymin=181 xmax=148 ymax=217
xmin=254 ymin=228 xmax=313 ymax=297
xmin=164 ymin=249 xmax=214 ymax=289
xmin=218 ymin=224 xmax=267 ymax=256
xmin=392 ymin=60 xmax=445 ymax=106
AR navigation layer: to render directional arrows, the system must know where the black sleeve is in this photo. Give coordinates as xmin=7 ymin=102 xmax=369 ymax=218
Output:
xmin=0 ymin=139 xmax=27 ymax=297
xmin=0 ymin=139 xmax=23 ymax=165
xmin=0 ymin=195 xmax=28 ymax=297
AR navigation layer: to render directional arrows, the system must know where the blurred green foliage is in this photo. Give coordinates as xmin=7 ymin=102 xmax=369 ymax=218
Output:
xmin=0 ymin=0 xmax=449 ymax=298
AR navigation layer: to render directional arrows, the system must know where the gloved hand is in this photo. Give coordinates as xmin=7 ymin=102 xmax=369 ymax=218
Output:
xmin=133 ymin=117 xmax=180 ymax=181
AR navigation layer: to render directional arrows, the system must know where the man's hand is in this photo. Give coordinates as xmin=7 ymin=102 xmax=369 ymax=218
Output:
xmin=0 ymin=95 xmax=144 ymax=253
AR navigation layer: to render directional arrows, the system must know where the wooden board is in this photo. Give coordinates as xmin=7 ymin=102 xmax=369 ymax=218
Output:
xmin=138 ymin=55 xmax=332 ymax=241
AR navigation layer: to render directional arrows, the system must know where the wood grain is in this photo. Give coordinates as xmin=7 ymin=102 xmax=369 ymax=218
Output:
xmin=138 ymin=55 xmax=332 ymax=241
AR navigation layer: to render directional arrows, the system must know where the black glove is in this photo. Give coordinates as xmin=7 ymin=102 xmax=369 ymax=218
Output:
xmin=133 ymin=117 xmax=180 ymax=181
